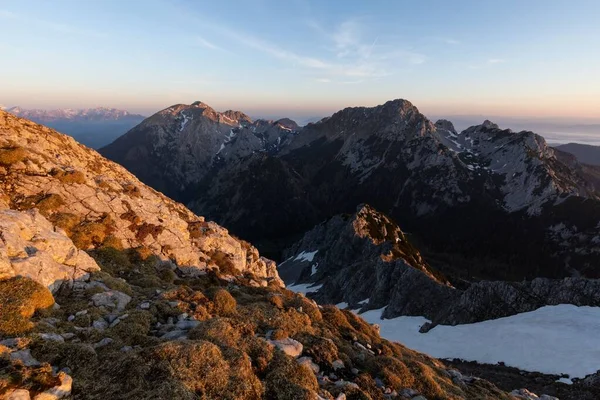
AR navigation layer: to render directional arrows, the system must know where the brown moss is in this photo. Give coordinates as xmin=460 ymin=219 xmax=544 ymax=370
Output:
xmin=187 ymin=221 xmax=208 ymax=239
xmin=208 ymin=251 xmax=238 ymax=275
xmin=101 ymin=235 xmax=123 ymax=250
xmin=211 ymin=288 xmax=237 ymax=316
xmin=135 ymin=223 xmax=164 ymax=242
xmin=122 ymin=183 xmax=142 ymax=197
xmin=49 ymin=212 xmax=80 ymax=234
xmin=268 ymin=294 xmax=285 ymax=309
xmin=30 ymin=340 xmax=98 ymax=373
xmin=0 ymin=277 xmax=54 ymax=336
xmin=299 ymin=335 xmax=339 ymax=367
xmin=265 ymin=351 xmax=319 ymax=400
xmin=365 ymin=356 xmax=415 ymax=390
xmin=108 ymin=310 xmax=154 ymax=346
xmin=238 ymin=302 xmax=313 ymax=338
xmin=71 ymin=222 xmax=108 ymax=249
xmin=150 ymin=341 xmax=230 ymax=397
xmin=285 ymin=294 xmax=322 ymax=322
xmin=16 ymin=193 xmax=64 ymax=217
xmin=0 ymin=146 xmax=27 ymax=166
xmin=188 ymin=318 xmax=242 ymax=348
xmin=50 ymin=168 xmax=86 ymax=184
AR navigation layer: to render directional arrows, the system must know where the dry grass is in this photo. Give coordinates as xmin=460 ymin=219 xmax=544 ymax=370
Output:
xmin=0 ymin=277 xmax=54 ymax=336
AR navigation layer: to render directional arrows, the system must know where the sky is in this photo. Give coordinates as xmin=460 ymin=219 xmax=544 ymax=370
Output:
xmin=1 ymin=0 xmax=600 ymax=123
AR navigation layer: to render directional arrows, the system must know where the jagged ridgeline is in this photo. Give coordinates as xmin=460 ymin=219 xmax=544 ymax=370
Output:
xmin=101 ymin=99 xmax=600 ymax=280
xmin=0 ymin=110 xmax=514 ymax=399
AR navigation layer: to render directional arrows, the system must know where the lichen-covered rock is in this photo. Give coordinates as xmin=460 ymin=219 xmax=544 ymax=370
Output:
xmin=0 ymin=208 xmax=99 ymax=292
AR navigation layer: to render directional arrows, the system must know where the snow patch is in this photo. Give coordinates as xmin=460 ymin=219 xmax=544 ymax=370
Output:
xmin=286 ymin=282 xmax=322 ymax=295
xmin=311 ymin=262 xmax=319 ymax=276
xmin=360 ymin=304 xmax=600 ymax=379
xmin=294 ymin=250 xmax=318 ymax=262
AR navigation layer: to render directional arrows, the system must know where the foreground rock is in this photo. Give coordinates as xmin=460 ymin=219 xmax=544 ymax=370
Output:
xmin=0 ymin=208 xmax=99 ymax=292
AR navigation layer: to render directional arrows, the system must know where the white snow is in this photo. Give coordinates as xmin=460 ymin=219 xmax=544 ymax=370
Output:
xmin=287 ymin=282 xmax=323 ymax=295
xmin=360 ymin=304 xmax=600 ymax=379
xmin=311 ymin=262 xmax=319 ymax=276
xmin=556 ymin=377 xmax=573 ymax=385
xmin=293 ymin=250 xmax=318 ymax=262
xmin=216 ymin=143 xmax=225 ymax=154
xmin=336 ymin=302 xmax=349 ymax=309
xmin=179 ymin=111 xmax=191 ymax=131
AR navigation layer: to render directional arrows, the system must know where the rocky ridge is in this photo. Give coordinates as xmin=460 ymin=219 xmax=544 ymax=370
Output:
xmin=282 ymin=204 xmax=600 ymax=328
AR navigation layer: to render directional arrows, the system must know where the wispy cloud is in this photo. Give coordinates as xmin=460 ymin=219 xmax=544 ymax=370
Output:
xmin=196 ymin=36 xmax=226 ymax=52
xmin=488 ymin=58 xmax=506 ymax=64
xmin=0 ymin=9 xmax=107 ymax=38
xmin=193 ymin=16 xmax=425 ymax=83
xmin=442 ymin=38 xmax=460 ymax=45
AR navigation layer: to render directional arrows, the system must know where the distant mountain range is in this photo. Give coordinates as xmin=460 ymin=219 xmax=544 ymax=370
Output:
xmin=4 ymin=106 xmax=145 ymax=148
xmin=555 ymin=143 xmax=600 ymax=166
xmin=433 ymin=115 xmax=600 ymax=145
xmin=100 ymin=99 xmax=600 ymax=283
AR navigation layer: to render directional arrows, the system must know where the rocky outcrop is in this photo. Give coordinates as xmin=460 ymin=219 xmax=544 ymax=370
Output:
xmin=0 ymin=110 xmax=282 ymax=285
xmin=0 ymin=208 xmax=99 ymax=292
xmin=280 ymin=204 xmax=455 ymax=318
xmin=283 ymin=205 xmax=600 ymax=327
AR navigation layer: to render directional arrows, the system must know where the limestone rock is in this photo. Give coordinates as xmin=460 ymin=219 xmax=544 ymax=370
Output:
xmin=5 ymin=389 xmax=31 ymax=400
xmin=268 ymin=337 xmax=303 ymax=358
xmin=33 ymin=372 xmax=72 ymax=400
xmin=0 ymin=209 xmax=99 ymax=292
xmin=91 ymin=290 xmax=131 ymax=312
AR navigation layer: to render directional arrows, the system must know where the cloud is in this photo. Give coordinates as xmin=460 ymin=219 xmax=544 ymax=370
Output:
xmin=442 ymin=38 xmax=460 ymax=45
xmin=196 ymin=36 xmax=226 ymax=52
xmin=197 ymin=17 xmax=424 ymax=82
xmin=488 ymin=58 xmax=506 ymax=64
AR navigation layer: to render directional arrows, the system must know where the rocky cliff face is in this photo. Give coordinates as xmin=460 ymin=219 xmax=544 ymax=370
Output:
xmin=0 ymin=109 xmax=281 ymax=285
xmin=282 ymin=205 xmax=600 ymax=329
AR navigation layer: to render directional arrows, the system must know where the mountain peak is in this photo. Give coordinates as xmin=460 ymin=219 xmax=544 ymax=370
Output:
xmin=481 ymin=119 xmax=499 ymax=129
xmin=435 ymin=119 xmax=457 ymax=134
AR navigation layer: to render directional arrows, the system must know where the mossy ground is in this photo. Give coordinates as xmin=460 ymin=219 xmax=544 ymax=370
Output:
xmin=1 ymin=249 xmax=512 ymax=400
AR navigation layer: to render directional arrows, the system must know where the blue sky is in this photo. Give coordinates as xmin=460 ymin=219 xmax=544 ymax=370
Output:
xmin=1 ymin=0 xmax=599 ymax=121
